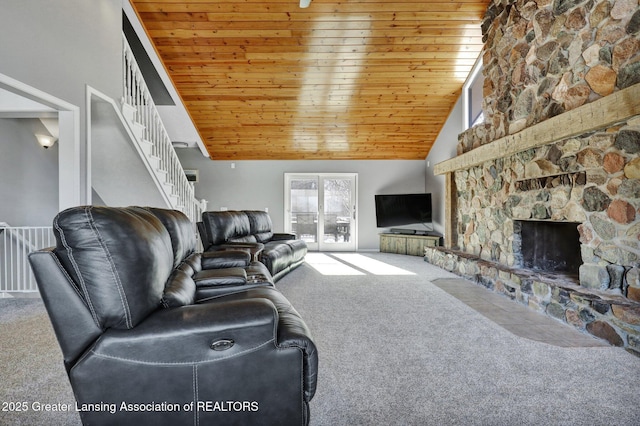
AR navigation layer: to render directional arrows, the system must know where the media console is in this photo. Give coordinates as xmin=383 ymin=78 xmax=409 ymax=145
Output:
xmin=389 ymin=228 xmax=434 ymax=235
xmin=379 ymin=233 xmax=441 ymax=256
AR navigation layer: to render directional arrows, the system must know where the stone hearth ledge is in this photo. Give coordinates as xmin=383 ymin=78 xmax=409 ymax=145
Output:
xmin=424 ymin=246 xmax=640 ymax=355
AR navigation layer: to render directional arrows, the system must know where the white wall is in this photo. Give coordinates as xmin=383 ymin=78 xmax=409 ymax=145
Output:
xmin=0 ymin=119 xmax=59 ymax=226
xmin=425 ymin=98 xmax=464 ymax=236
xmin=0 ymin=0 xmax=122 ymax=107
xmin=0 ymin=0 xmax=123 ymax=206
xmin=176 ymin=150 xmax=427 ymax=250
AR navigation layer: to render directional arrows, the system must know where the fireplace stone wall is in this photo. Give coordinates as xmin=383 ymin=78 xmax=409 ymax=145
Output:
xmin=454 ymin=120 xmax=640 ymax=292
xmin=457 ymin=0 xmax=640 ymax=155
xmin=426 ymin=0 xmax=640 ymax=352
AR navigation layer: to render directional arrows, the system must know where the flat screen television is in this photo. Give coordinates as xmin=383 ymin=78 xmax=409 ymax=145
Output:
xmin=375 ymin=193 xmax=432 ymax=228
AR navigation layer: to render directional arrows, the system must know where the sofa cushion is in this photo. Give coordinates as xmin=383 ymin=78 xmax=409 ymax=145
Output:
xmin=162 ymin=269 xmax=196 ymax=308
xmin=53 ymin=206 xmax=173 ymax=330
xmin=202 ymin=211 xmax=251 ymax=245
xmin=146 ymin=207 xmax=196 ymax=268
xmin=227 ymin=234 xmax=258 ymax=243
xmin=245 ymin=210 xmax=274 ymax=243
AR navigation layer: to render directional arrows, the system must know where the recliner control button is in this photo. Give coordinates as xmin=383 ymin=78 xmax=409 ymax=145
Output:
xmin=210 ymin=339 xmax=234 ymax=351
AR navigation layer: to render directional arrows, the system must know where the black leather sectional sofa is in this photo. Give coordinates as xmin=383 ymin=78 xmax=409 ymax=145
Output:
xmin=199 ymin=210 xmax=308 ymax=282
xmin=28 ymin=206 xmax=318 ymax=425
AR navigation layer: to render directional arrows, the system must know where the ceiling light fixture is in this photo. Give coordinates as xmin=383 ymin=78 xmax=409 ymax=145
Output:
xmin=35 ymin=134 xmax=57 ymax=149
xmin=299 ymin=0 xmax=311 ymax=8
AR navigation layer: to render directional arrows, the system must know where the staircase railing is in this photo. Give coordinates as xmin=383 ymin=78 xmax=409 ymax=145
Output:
xmin=122 ymin=35 xmax=206 ymax=222
xmin=1 ymin=224 xmax=54 ymax=294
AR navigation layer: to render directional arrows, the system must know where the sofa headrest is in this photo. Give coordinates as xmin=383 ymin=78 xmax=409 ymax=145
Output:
xmin=245 ymin=210 xmax=274 ymax=243
xmin=146 ymin=207 xmax=196 ymax=268
xmin=202 ymin=211 xmax=251 ymax=245
xmin=53 ymin=206 xmax=173 ymax=330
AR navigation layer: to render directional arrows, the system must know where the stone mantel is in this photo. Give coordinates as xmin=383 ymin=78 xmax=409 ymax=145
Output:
xmin=434 ymin=83 xmax=640 ymax=176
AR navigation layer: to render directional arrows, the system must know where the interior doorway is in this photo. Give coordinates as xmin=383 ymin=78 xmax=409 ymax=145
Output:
xmin=285 ymin=173 xmax=357 ymax=251
xmin=0 ymin=72 xmax=82 ymax=210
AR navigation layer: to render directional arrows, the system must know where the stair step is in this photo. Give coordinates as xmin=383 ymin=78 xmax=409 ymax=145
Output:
xmin=148 ymin=155 xmax=161 ymax=170
xmin=131 ymin=122 xmax=145 ymax=140
xmin=121 ymin=102 xmax=137 ymax=122
xmin=140 ymin=139 xmax=154 ymax=156
xmin=162 ymin=184 xmax=175 ymax=196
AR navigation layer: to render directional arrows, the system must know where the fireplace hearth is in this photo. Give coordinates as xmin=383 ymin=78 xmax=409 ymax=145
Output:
xmin=517 ymin=221 xmax=581 ymax=276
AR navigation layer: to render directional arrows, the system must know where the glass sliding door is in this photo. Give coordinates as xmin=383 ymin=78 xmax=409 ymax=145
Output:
xmin=287 ymin=176 xmax=319 ymax=245
xmin=285 ymin=173 xmax=357 ymax=251
xmin=321 ymin=177 xmax=355 ymax=250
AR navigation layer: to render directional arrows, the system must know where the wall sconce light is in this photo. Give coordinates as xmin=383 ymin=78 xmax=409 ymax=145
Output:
xmin=299 ymin=0 xmax=311 ymax=8
xmin=35 ymin=134 xmax=57 ymax=149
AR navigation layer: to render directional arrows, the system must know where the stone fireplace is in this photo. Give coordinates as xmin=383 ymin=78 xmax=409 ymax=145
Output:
xmin=425 ymin=0 xmax=640 ymax=353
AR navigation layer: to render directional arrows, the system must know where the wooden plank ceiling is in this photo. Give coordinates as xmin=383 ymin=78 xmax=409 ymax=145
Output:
xmin=131 ymin=0 xmax=489 ymax=160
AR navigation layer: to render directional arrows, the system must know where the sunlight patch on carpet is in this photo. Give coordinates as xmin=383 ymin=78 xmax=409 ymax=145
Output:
xmin=332 ymin=253 xmax=415 ymax=276
xmin=305 ymin=253 xmax=365 ymax=275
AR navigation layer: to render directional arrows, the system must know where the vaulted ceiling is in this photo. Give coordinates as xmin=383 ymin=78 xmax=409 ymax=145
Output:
xmin=131 ymin=0 xmax=489 ymax=160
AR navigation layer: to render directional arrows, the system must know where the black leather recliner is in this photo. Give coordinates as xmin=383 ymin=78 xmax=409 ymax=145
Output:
xmin=200 ymin=210 xmax=307 ymax=282
xmin=28 ymin=206 xmax=318 ymax=425
xmin=147 ymin=207 xmax=275 ymax=298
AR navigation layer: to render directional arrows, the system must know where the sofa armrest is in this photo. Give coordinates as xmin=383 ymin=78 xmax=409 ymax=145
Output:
xmin=201 ymin=250 xmax=251 ymax=269
xmin=211 ymin=242 xmax=264 ymax=261
xmin=29 ymin=249 xmax=103 ymax=372
xmin=194 ymin=267 xmax=247 ymax=287
xmin=89 ymin=299 xmax=277 ymax=364
xmin=194 ymin=286 xmax=317 ymax=401
xmin=275 ymin=305 xmax=318 ymax=402
xmin=271 ymin=233 xmax=297 ymax=241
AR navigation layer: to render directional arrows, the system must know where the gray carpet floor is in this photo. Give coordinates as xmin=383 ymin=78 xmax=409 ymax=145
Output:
xmin=1 ymin=252 xmax=639 ymax=425
xmin=277 ymin=252 xmax=640 ymax=426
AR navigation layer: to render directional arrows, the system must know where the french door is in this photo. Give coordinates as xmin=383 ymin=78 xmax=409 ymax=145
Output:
xmin=285 ymin=173 xmax=357 ymax=251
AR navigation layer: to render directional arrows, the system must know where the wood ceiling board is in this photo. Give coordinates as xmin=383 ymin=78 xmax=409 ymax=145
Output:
xmin=132 ymin=0 xmax=489 ymax=160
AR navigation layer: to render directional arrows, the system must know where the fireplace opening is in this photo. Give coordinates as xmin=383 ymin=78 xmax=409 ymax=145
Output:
xmin=517 ymin=221 xmax=581 ymax=275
